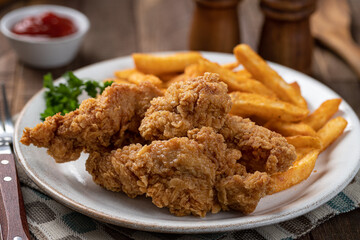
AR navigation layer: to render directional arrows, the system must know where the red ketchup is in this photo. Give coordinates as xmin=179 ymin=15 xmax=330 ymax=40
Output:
xmin=11 ymin=12 xmax=77 ymax=38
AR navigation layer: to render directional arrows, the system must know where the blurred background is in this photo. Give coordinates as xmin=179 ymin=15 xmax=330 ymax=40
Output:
xmin=0 ymin=0 xmax=359 ymax=114
xmin=0 ymin=0 xmax=359 ymax=239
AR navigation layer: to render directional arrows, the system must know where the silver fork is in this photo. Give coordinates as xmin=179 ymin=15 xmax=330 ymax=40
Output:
xmin=0 ymin=82 xmax=30 ymax=240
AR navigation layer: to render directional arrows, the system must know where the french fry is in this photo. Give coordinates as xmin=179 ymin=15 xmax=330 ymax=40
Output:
xmin=164 ymin=74 xmax=187 ymax=88
xmin=114 ymin=69 xmax=139 ymax=79
xmin=290 ymin=82 xmax=301 ymax=95
xmin=267 ymin=117 xmax=347 ymax=194
xmin=286 ymin=135 xmax=322 ymax=150
xmin=199 ymin=59 xmax=247 ymax=89
xmin=158 ymin=73 xmax=181 ymax=82
xmin=184 ymin=63 xmax=205 ymax=78
xmin=303 ymin=99 xmax=342 ymax=131
xmin=132 ymin=50 xmax=347 ymax=198
xmin=104 ymin=78 xmax=133 ymax=85
xmin=221 ymin=62 xmax=239 ymax=70
xmin=113 ymin=79 xmax=132 ymax=85
xmin=133 ymin=52 xmax=203 ymax=75
xmin=199 ymin=59 xmax=276 ymax=96
xmin=235 ymin=69 xmax=252 ymax=79
xmin=234 ymin=44 xmax=307 ymax=108
xmin=230 ymin=92 xmax=309 ymax=122
xmin=267 ymin=149 xmax=320 ymax=194
xmin=265 ymin=121 xmax=317 ymax=137
xmin=317 ymin=116 xmax=347 ymax=152
xmin=235 ymin=80 xmax=277 ymax=97
xmin=127 ymin=72 xmax=163 ymax=87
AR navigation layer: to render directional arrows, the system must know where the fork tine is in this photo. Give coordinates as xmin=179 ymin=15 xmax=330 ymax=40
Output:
xmin=0 ymin=82 xmax=14 ymax=135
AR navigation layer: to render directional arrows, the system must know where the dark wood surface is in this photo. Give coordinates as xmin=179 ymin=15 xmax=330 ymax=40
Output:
xmin=259 ymin=0 xmax=316 ymax=74
xmin=190 ymin=0 xmax=240 ymax=53
xmin=0 ymin=0 xmax=359 ymax=239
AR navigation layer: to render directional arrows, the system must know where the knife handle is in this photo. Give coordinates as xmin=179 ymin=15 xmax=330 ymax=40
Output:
xmin=0 ymin=154 xmax=30 ymax=240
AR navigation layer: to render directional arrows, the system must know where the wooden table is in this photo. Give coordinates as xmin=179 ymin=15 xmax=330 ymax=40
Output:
xmin=1 ymin=0 xmax=359 ymax=239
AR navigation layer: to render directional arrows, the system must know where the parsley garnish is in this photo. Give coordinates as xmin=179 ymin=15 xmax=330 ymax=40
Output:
xmin=40 ymin=72 xmax=113 ymax=120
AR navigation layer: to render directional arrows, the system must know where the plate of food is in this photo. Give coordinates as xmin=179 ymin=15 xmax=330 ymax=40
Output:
xmin=14 ymin=44 xmax=360 ymax=233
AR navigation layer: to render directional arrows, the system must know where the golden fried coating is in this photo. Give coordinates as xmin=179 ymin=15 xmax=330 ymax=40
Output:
xmin=139 ymin=72 xmax=231 ymax=140
xmin=85 ymin=127 xmax=270 ymax=217
xmin=187 ymin=127 xmax=243 ymax=179
xmin=86 ymin=145 xmax=145 ymax=197
xmin=216 ymin=171 xmax=269 ymax=214
xmin=21 ymin=82 xmax=162 ymax=163
xmin=220 ymin=115 xmax=297 ymax=174
xmin=20 ymin=72 xmax=297 ymax=217
xmin=86 ymin=128 xmax=219 ymax=217
xmin=189 ymin=127 xmax=270 ymax=215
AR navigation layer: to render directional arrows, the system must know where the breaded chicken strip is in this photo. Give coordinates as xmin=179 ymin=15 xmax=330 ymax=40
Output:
xmin=86 ymin=130 xmax=220 ymax=216
xmin=139 ymin=72 xmax=231 ymax=140
xmin=21 ymin=82 xmax=162 ymax=163
xmin=220 ymin=115 xmax=297 ymax=174
xmin=216 ymin=171 xmax=269 ymax=214
xmin=190 ymin=128 xmax=270 ymax=214
xmin=20 ymin=72 xmax=293 ymax=217
xmin=86 ymin=127 xmax=269 ymax=217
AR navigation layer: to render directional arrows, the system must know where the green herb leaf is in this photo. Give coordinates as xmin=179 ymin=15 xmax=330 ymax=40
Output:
xmin=65 ymin=71 xmax=83 ymax=88
xmin=43 ymin=73 xmax=54 ymax=90
xmin=40 ymin=71 xmax=114 ymax=121
xmin=100 ymin=81 xmax=113 ymax=93
xmin=84 ymin=81 xmax=100 ymax=98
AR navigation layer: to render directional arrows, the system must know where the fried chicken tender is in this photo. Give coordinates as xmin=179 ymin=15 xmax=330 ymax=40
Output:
xmin=139 ymin=72 xmax=231 ymax=140
xmin=216 ymin=171 xmax=269 ymax=214
xmin=138 ymin=72 xmax=295 ymax=174
xmin=86 ymin=127 xmax=269 ymax=217
xmin=189 ymin=128 xmax=270 ymax=214
xmin=21 ymin=82 xmax=162 ymax=163
xmin=20 ymin=72 xmax=296 ymax=217
xmin=220 ymin=115 xmax=297 ymax=174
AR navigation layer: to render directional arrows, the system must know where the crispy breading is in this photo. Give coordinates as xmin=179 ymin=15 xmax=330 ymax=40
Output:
xmin=21 ymin=82 xmax=162 ymax=163
xmin=86 ymin=145 xmax=145 ymax=197
xmin=87 ymin=128 xmax=220 ymax=217
xmin=139 ymin=72 xmax=231 ymax=140
xmin=216 ymin=171 xmax=269 ymax=214
xmin=220 ymin=115 xmax=297 ymax=174
xmin=20 ymin=72 xmax=297 ymax=217
xmin=85 ymin=127 xmax=270 ymax=217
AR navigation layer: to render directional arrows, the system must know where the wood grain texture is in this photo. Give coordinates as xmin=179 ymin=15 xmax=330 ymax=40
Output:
xmin=349 ymin=0 xmax=360 ymax=43
xmin=189 ymin=0 xmax=241 ymax=53
xmin=0 ymin=154 xmax=30 ymax=240
xmin=0 ymin=0 xmax=359 ymax=239
xmin=134 ymin=0 xmax=193 ymax=52
xmin=307 ymin=208 xmax=360 ymax=240
xmin=259 ymin=0 xmax=316 ymax=74
xmin=312 ymin=0 xmax=360 ymax=78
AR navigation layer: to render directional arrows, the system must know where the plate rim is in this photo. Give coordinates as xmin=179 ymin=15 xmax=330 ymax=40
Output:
xmin=14 ymin=52 xmax=360 ymax=233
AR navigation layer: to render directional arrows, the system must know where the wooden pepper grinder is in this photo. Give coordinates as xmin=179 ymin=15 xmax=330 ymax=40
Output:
xmin=189 ymin=0 xmax=241 ymax=53
xmin=259 ymin=0 xmax=316 ymax=74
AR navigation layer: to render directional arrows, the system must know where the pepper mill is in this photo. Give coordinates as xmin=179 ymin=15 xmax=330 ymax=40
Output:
xmin=189 ymin=0 xmax=241 ymax=53
xmin=258 ymin=0 xmax=316 ymax=74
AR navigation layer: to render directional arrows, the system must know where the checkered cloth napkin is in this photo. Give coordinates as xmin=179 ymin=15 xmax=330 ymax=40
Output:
xmin=15 ymin=159 xmax=360 ymax=240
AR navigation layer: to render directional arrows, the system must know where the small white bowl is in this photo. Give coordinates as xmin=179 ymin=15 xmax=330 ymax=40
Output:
xmin=0 ymin=5 xmax=90 ymax=68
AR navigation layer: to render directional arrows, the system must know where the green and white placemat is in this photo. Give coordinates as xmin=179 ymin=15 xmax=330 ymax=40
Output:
xmin=16 ymin=159 xmax=360 ymax=240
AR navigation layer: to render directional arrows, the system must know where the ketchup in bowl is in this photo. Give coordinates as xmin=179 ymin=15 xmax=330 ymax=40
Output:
xmin=11 ymin=12 xmax=77 ymax=38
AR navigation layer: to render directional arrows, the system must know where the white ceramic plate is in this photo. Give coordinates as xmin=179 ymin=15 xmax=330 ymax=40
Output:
xmin=14 ymin=52 xmax=360 ymax=233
